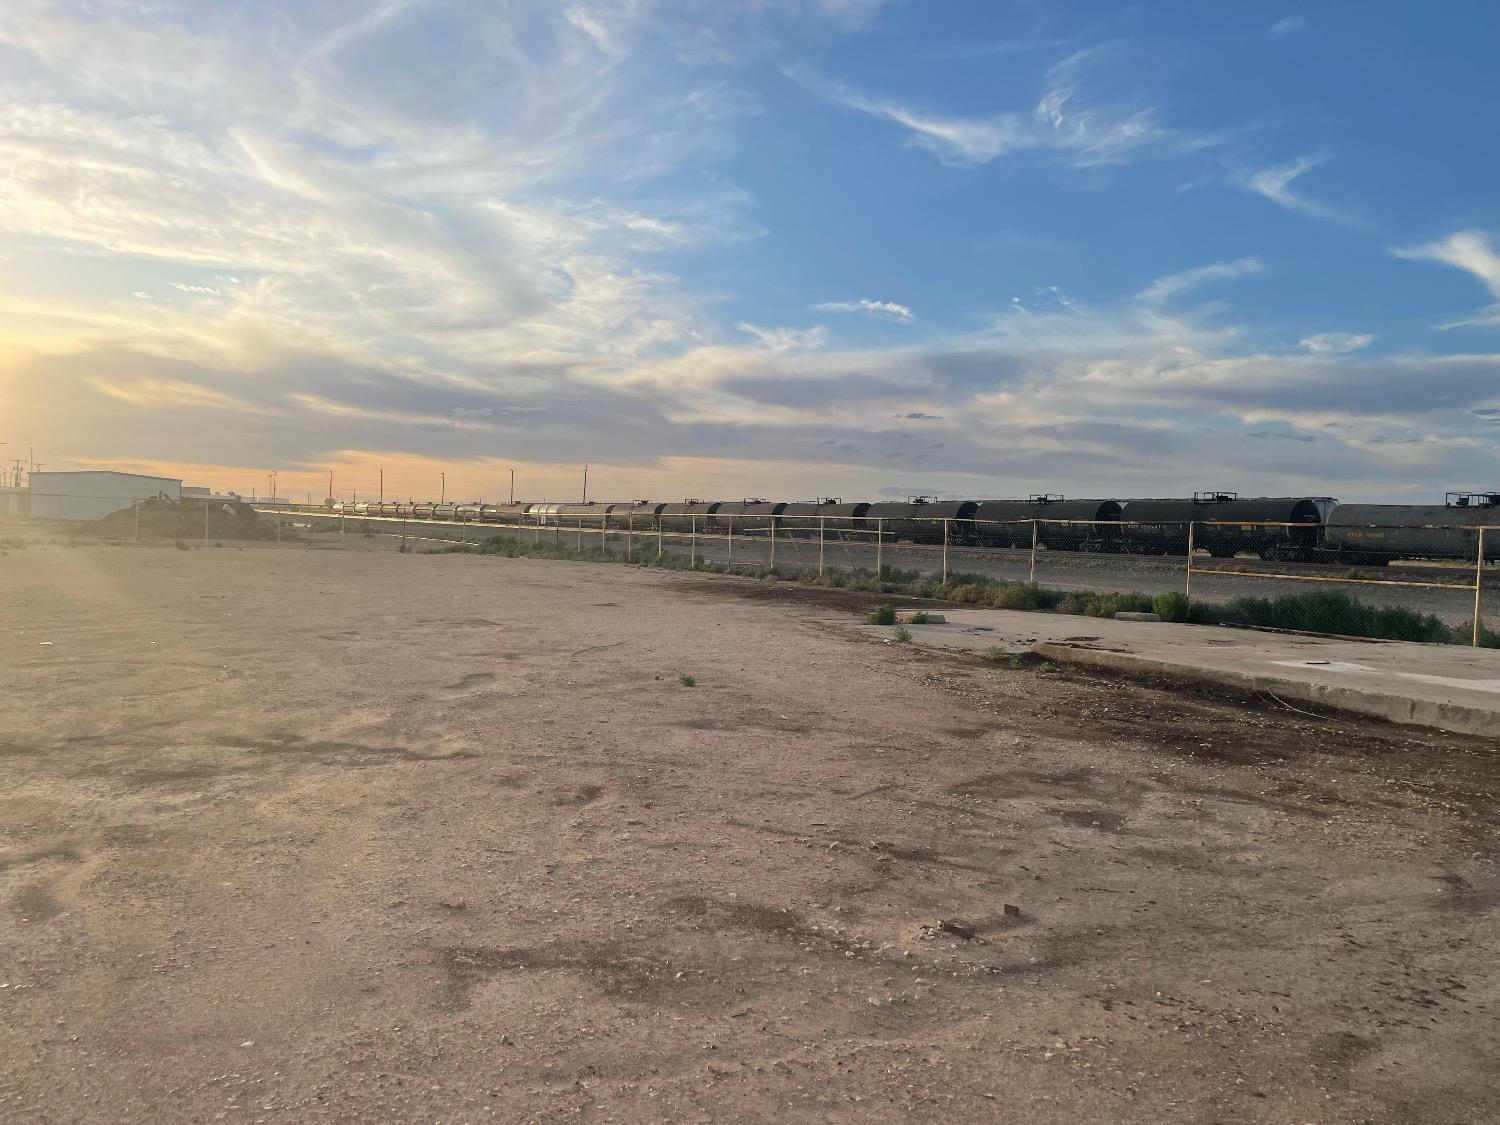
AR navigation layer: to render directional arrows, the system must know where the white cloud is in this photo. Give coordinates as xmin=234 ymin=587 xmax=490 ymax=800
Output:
xmin=813 ymin=298 xmax=914 ymax=322
xmin=789 ymin=52 xmax=1219 ymax=169
xmin=1393 ymin=230 xmax=1500 ymax=327
xmin=737 ymin=322 xmax=828 ymax=350
xmin=1271 ymin=16 xmax=1307 ymax=36
xmin=1234 ymin=154 xmax=1361 ymax=226
xmin=1300 ymin=332 xmax=1373 ymax=354
xmin=1138 ymin=256 xmax=1264 ymax=303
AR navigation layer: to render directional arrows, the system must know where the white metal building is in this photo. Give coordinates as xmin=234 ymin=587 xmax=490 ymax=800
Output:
xmin=0 ymin=485 xmax=27 ymax=518
xmin=28 ymin=470 xmax=182 ymax=521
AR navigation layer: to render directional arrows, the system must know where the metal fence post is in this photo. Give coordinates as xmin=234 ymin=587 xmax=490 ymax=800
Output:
xmin=601 ymin=518 xmax=607 ymax=557
xmin=728 ymin=518 xmax=734 ymax=567
xmin=769 ymin=515 xmax=777 ymax=571
xmin=1474 ymin=526 xmax=1487 ymax=647
xmin=942 ymin=519 xmax=949 ymax=585
xmin=402 ymin=517 xmax=407 ymax=547
xmin=576 ymin=517 xmax=583 ymax=551
xmin=627 ymin=513 xmax=634 ymax=560
xmin=204 ymin=502 xmax=210 ymax=544
xmin=1185 ymin=521 xmax=1195 ymax=601
xmin=819 ymin=516 xmax=826 ymax=577
xmin=690 ymin=515 xmax=697 ymax=568
xmin=876 ymin=518 xmax=883 ymax=578
xmin=657 ymin=518 xmax=663 ymax=560
xmin=134 ymin=501 xmax=141 ymax=542
xmin=1029 ymin=520 xmax=1038 ymax=585
xmin=340 ymin=512 xmax=345 ymax=536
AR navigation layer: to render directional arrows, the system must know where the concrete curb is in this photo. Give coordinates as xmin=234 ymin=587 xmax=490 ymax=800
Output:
xmin=1032 ymin=642 xmax=1499 ymax=738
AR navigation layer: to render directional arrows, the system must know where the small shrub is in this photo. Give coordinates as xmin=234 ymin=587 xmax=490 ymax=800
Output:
xmin=679 ymin=674 xmax=697 ymax=687
xmin=989 ymin=583 xmax=1041 ymax=611
xmin=869 ymin=604 xmax=897 ymax=625
xmin=908 ymin=611 xmax=929 ymax=624
xmin=893 ymin=626 xmax=913 ymax=642
xmin=174 ymin=540 xmax=190 ymax=551
xmin=213 ymin=540 xmax=224 ymax=548
xmin=983 ymin=646 xmax=1016 ymax=665
xmin=1152 ymin=592 xmax=1191 ymax=622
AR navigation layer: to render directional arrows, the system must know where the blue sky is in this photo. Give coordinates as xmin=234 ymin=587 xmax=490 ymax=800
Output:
xmin=1 ymin=0 xmax=1497 ymax=501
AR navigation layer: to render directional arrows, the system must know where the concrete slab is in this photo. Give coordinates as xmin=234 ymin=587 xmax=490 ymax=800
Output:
xmin=859 ymin=609 xmax=1500 ymax=738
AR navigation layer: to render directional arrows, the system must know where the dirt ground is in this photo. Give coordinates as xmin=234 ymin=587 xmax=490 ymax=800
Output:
xmin=1 ymin=536 xmax=1498 ymax=1124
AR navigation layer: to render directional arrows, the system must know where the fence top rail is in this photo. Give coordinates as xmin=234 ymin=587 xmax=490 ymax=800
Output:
xmin=258 ymin=506 xmax=1500 ymax=537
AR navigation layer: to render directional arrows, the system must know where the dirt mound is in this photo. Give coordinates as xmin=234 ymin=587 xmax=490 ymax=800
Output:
xmin=85 ymin=498 xmax=285 ymax=541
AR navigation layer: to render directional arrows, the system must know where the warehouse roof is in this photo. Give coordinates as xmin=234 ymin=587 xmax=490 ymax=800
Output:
xmin=29 ymin=470 xmax=182 ymax=483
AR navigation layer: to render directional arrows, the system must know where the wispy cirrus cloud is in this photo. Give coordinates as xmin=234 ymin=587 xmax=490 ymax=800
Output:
xmin=1138 ymin=256 xmax=1264 ymax=303
xmin=1233 ymin=154 xmax=1363 ymax=227
xmin=813 ymin=298 xmax=914 ymax=322
xmin=1300 ymin=332 xmax=1373 ymax=354
xmin=788 ymin=49 xmax=1223 ymax=169
xmin=1271 ymin=16 xmax=1308 ymax=36
xmin=1392 ymin=230 xmax=1500 ymax=328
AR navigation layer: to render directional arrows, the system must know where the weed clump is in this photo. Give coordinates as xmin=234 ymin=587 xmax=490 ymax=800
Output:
xmin=1152 ymin=592 xmax=1191 ymax=622
xmin=678 ymin=674 xmax=697 ymax=687
xmin=1206 ymin=589 xmax=1450 ymax=643
xmin=892 ymin=626 xmax=913 ymax=642
xmin=868 ymin=604 xmax=897 ymax=625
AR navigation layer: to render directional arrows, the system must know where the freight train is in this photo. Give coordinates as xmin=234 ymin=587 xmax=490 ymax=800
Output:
xmin=325 ymin=490 xmax=1500 ymax=565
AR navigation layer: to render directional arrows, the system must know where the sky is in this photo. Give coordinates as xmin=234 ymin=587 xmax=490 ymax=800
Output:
xmin=1 ymin=0 xmax=1498 ymax=504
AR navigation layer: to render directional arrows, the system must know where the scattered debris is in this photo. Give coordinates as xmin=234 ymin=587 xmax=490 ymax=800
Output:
xmin=438 ymin=899 xmax=467 ymax=910
xmin=936 ymin=919 xmax=978 ymax=940
xmin=1003 ymin=903 xmax=1022 ymax=918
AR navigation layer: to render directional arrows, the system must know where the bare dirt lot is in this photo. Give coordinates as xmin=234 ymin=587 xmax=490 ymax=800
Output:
xmin=2 ymin=537 xmax=1498 ymax=1124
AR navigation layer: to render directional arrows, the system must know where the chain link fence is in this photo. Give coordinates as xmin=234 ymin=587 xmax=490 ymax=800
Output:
xmin=256 ymin=506 xmax=1496 ymax=647
xmin=10 ymin=492 xmax=1490 ymax=645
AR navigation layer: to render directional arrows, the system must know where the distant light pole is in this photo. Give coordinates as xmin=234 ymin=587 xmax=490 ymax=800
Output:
xmin=328 ymin=468 xmax=334 ymax=501
xmin=379 ymin=468 xmax=384 ymax=503
xmin=440 ymin=471 xmax=446 ymax=505
xmin=509 ymin=467 xmax=515 ymax=505
xmin=582 ymin=464 xmax=589 ymax=503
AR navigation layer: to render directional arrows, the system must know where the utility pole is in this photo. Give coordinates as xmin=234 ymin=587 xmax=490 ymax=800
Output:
xmin=440 ymin=471 xmax=446 ymax=505
xmin=379 ymin=468 xmax=384 ymax=503
xmin=509 ymin=467 xmax=515 ymax=505
xmin=328 ymin=468 xmax=333 ymax=501
xmin=582 ymin=465 xmax=589 ymax=503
